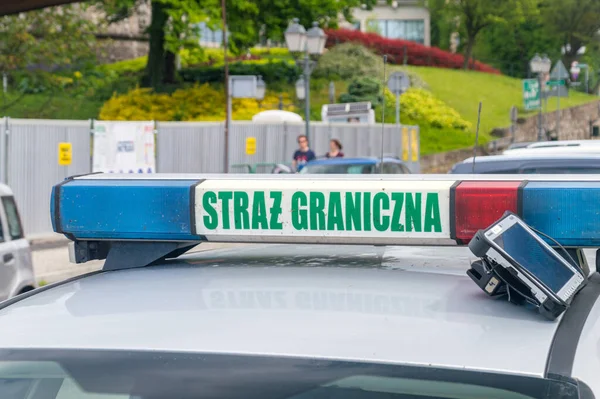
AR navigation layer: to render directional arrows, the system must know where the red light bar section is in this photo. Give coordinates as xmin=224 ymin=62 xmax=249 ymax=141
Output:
xmin=453 ymin=181 xmax=521 ymax=244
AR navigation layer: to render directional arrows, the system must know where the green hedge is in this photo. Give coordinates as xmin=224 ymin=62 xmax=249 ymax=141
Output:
xmin=180 ymin=60 xmax=300 ymax=85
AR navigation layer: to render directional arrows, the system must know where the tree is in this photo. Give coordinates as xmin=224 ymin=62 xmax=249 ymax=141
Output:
xmin=424 ymin=0 xmax=455 ymax=50
xmin=98 ymin=0 xmax=384 ymax=90
xmin=444 ymin=0 xmax=530 ymax=69
xmin=473 ymin=0 xmax=560 ymax=77
xmin=0 ymin=5 xmax=97 ymax=74
xmin=539 ymin=0 xmax=600 ymax=68
xmin=0 ymin=5 xmax=97 ymax=111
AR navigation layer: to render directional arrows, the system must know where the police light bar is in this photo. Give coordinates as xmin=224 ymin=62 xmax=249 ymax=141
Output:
xmin=51 ymin=174 xmax=600 ymax=247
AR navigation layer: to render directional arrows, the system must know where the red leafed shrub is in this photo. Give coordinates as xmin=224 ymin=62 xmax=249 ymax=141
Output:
xmin=325 ymin=29 xmax=501 ymax=75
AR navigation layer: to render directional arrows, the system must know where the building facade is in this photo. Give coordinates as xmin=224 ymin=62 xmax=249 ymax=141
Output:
xmin=343 ymin=0 xmax=431 ymax=46
xmin=88 ymin=0 xmax=431 ymax=62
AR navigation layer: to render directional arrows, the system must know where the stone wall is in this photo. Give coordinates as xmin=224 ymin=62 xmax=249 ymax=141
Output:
xmin=421 ymin=147 xmax=487 ymax=173
xmin=83 ymin=4 xmax=150 ymax=63
xmin=421 ymin=100 xmax=600 ymax=173
xmin=501 ymin=100 xmax=600 ymax=143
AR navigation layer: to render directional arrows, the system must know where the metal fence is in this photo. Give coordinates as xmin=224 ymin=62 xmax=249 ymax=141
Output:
xmin=0 ymin=118 xmax=420 ymax=236
xmin=3 ymin=119 xmax=91 ymax=236
xmin=158 ymin=121 xmax=420 ymax=173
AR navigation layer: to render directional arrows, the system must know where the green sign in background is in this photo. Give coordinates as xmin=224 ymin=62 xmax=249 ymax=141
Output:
xmin=523 ymin=79 xmax=541 ymax=110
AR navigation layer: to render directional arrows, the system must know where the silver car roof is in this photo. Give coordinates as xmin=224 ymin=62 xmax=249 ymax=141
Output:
xmin=0 ymin=244 xmax=563 ymax=378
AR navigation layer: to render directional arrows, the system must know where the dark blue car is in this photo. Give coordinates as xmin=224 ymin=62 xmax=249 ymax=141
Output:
xmin=299 ymin=157 xmax=411 ymax=174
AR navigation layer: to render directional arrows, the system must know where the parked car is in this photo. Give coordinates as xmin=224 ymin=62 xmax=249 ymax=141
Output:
xmin=299 ymin=157 xmax=412 ymax=174
xmin=503 ymin=140 xmax=600 ymax=156
xmin=0 ymin=183 xmax=34 ymax=300
xmin=450 ymin=154 xmax=600 ymax=174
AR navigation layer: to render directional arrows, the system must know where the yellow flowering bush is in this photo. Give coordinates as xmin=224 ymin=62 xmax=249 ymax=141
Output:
xmin=99 ymin=84 xmax=296 ymax=121
xmin=384 ymin=88 xmax=471 ymax=131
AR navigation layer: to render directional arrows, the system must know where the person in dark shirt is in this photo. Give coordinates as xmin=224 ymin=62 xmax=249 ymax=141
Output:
xmin=325 ymin=139 xmax=344 ymax=158
xmin=292 ymin=134 xmax=316 ymax=172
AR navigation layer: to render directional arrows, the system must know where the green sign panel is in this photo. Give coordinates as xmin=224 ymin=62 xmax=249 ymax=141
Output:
xmin=546 ymin=80 xmax=565 ymax=87
xmin=201 ymin=190 xmax=443 ymax=233
xmin=523 ymin=79 xmax=541 ymax=110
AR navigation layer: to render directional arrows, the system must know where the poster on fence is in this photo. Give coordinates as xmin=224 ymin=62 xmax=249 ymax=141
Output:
xmin=92 ymin=121 xmax=156 ymax=173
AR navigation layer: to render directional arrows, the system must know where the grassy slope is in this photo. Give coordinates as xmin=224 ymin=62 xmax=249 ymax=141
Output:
xmin=4 ymin=59 xmax=597 ymax=155
xmin=407 ymin=66 xmax=598 ymax=140
xmin=309 ymin=75 xmax=479 ymax=155
xmin=2 ymin=92 xmax=103 ymax=120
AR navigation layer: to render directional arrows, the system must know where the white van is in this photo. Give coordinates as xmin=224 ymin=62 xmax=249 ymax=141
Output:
xmin=0 ymin=183 xmax=34 ymax=300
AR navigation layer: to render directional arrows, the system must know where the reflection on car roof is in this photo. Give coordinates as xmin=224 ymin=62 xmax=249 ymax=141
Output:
xmin=307 ymin=157 xmax=400 ymax=165
xmin=0 ymin=244 xmax=561 ymax=377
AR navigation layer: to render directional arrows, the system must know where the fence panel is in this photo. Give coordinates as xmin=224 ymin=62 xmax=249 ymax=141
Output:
xmin=157 ymin=122 xmax=224 ymax=173
xmin=0 ymin=118 xmax=421 ymax=236
xmin=7 ymin=119 xmax=91 ymax=236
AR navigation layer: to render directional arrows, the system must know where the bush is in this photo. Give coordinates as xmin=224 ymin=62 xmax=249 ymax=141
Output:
xmin=383 ymin=88 xmax=471 ymax=131
xmin=315 ymin=43 xmax=428 ymax=89
xmin=180 ymin=60 xmax=300 ymax=85
xmin=99 ymin=84 xmax=296 ymax=121
xmin=325 ymin=29 xmax=501 ymax=75
xmin=337 ymin=74 xmax=471 ymax=131
xmin=249 ymin=47 xmax=290 ymax=57
xmin=314 ymin=42 xmax=382 ymax=80
xmin=180 ymin=48 xmax=261 ymax=67
xmin=338 ymin=77 xmax=382 ymax=105
xmin=99 ymin=57 xmax=147 ymax=75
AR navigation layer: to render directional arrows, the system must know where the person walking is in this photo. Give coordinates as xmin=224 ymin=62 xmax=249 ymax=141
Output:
xmin=292 ymin=134 xmax=316 ymax=172
xmin=325 ymin=139 xmax=344 ymax=158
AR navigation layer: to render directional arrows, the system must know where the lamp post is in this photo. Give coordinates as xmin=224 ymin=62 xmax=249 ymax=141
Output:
xmin=256 ymin=75 xmax=266 ymax=101
xmin=285 ymin=19 xmax=326 ymax=144
xmin=530 ymin=54 xmax=551 ymax=141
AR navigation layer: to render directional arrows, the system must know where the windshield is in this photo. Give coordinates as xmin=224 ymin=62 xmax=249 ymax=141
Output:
xmin=0 ymin=349 xmax=579 ymax=399
xmin=300 ymin=164 xmax=375 ymax=174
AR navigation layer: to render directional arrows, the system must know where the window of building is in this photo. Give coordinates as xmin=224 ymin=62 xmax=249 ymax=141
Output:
xmin=196 ymin=22 xmax=229 ymax=46
xmin=366 ymin=19 xmax=425 ymax=44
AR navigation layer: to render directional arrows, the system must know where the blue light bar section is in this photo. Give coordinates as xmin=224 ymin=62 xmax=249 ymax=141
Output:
xmin=521 ymin=181 xmax=600 ymax=247
xmin=52 ymin=179 xmax=202 ymax=241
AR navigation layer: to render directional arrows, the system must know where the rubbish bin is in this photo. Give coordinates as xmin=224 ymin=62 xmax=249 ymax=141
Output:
xmin=593 ymin=125 xmax=600 ymax=138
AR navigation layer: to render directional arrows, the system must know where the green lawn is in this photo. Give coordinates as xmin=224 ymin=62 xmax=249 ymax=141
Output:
xmin=406 ymin=66 xmax=599 ymax=142
xmin=1 ymin=92 xmax=102 ymax=120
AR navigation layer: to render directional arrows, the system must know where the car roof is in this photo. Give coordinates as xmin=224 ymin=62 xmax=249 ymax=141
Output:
xmin=307 ymin=157 xmax=400 ymax=166
xmin=0 ymin=244 xmax=561 ymax=377
xmin=451 ymin=154 xmax=600 ymax=173
xmin=524 ymin=140 xmax=600 ymax=148
xmin=461 ymin=154 xmax=600 ymax=163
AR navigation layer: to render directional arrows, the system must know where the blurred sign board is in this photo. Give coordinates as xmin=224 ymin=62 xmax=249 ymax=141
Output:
xmin=321 ymin=102 xmax=375 ymax=124
xmin=546 ymin=61 xmax=569 ymax=98
xmin=387 ymin=72 xmax=410 ymax=95
xmin=93 ymin=121 xmax=156 ymax=173
xmin=246 ymin=137 xmax=257 ymax=155
xmin=230 ymin=76 xmax=257 ymax=98
xmin=523 ymin=79 xmax=541 ymax=110
xmin=58 ymin=142 xmax=72 ymax=166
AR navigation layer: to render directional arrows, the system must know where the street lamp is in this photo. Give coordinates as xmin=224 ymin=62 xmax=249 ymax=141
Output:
xmin=256 ymin=75 xmax=266 ymax=101
xmin=285 ymin=19 xmax=327 ymax=143
xmin=284 ymin=18 xmax=306 ymax=52
xmin=295 ymin=76 xmax=306 ymax=100
xmin=530 ymin=54 xmax=551 ymax=141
